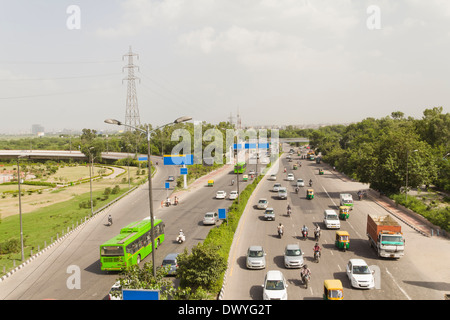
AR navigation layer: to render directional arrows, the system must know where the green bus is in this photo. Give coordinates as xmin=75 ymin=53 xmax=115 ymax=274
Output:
xmin=234 ymin=161 xmax=246 ymax=174
xmin=100 ymin=218 xmax=165 ymax=271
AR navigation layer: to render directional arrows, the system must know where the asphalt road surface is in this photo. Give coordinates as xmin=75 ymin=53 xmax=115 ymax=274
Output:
xmin=0 ymin=156 xmax=251 ymax=300
xmin=222 ymin=147 xmax=450 ymax=300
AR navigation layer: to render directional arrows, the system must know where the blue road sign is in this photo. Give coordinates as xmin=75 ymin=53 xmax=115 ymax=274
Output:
xmin=122 ymin=289 xmax=159 ymax=300
xmin=138 ymin=156 xmax=148 ymax=161
xmin=165 ymin=182 xmax=170 ymax=189
xmin=218 ymin=208 xmax=227 ymax=220
xmin=233 ymin=143 xmax=269 ymax=149
xmin=180 ymin=167 xmax=188 ymax=175
xmin=163 ymin=154 xmax=194 ymax=165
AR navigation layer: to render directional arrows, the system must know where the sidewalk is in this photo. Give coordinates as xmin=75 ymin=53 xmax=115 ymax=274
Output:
xmin=327 ymin=165 xmax=447 ymax=239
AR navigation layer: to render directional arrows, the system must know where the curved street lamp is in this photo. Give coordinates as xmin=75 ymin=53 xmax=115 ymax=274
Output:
xmin=104 ymin=116 xmax=192 ymax=277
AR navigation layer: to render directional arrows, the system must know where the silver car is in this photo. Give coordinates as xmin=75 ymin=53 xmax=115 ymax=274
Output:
xmin=203 ymin=212 xmax=219 ymax=225
xmin=161 ymin=253 xmax=179 ymax=276
xmin=246 ymin=246 xmax=266 ymax=269
xmin=278 ymin=187 xmax=287 ymax=199
xmin=257 ymin=198 xmax=268 ymax=209
xmin=284 ymin=244 xmax=304 ymax=268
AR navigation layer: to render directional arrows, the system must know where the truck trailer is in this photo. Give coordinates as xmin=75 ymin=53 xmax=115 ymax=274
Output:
xmin=367 ymin=214 xmax=405 ymax=258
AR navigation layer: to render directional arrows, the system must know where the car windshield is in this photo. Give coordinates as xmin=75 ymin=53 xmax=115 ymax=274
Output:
xmin=162 ymin=259 xmax=176 ymax=266
xmin=328 ymin=215 xmax=338 ymax=220
xmin=329 ymin=289 xmax=343 ymax=299
xmin=265 ymin=210 xmax=274 ymax=214
xmin=286 ymin=249 xmax=301 ymax=256
xmin=249 ymin=250 xmax=264 ymax=257
xmin=259 ymin=200 xmax=267 ymax=203
xmin=353 ymin=265 xmax=371 ymax=274
xmin=205 ymin=213 xmax=214 ymax=218
xmin=265 ymin=280 xmax=285 ymax=290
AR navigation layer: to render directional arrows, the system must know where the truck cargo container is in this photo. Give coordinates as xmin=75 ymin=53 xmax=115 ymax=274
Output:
xmin=367 ymin=214 xmax=405 ymax=258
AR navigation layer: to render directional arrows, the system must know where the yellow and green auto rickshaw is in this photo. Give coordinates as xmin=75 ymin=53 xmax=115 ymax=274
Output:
xmin=207 ymin=179 xmax=214 ymax=187
xmin=339 ymin=206 xmax=350 ymax=220
xmin=306 ymin=188 xmax=314 ymax=200
xmin=293 ymin=164 xmax=298 ymax=170
xmin=323 ymin=280 xmax=344 ymax=300
xmin=242 ymin=174 xmax=248 ymax=182
xmin=319 ymin=169 xmax=324 ymax=175
xmin=335 ymin=231 xmax=350 ymax=252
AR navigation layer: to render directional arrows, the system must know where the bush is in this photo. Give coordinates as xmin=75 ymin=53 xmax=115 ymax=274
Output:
xmin=112 ymin=185 xmax=120 ymax=194
xmin=0 ymin=238 xmax=21 ymax=254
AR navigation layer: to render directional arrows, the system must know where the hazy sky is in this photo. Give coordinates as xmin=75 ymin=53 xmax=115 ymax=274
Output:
xmin=0 ymin=0 xmax=449 ymax=134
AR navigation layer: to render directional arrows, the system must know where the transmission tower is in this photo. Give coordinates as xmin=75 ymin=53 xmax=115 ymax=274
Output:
xmin=123 ymin=46 xmax=141 ymax=130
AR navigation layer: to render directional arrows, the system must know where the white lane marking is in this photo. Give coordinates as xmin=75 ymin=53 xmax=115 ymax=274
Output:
xmin=322 ymin=186 xmax=337 ymax=206
xmin=385 ymin=268 xmax=412 ymax=300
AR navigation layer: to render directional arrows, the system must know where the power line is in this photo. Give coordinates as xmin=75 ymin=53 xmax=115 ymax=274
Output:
xmin=0 ymin=73 xmax=121 ymax=82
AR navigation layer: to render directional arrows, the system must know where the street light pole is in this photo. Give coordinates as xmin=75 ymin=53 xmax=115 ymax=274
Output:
xmin=17 ymin=155 xmax=26 ymax=261
xmin=105 ymin=116 xmax=191 ymax=277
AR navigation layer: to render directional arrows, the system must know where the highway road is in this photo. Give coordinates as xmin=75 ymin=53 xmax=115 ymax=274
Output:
xmin=222 ymin=146 xmax=450 ymax=300
xmin=0 ymin=155 xmax=252 ymax=300
xmin=0 ymin=150 xmax=267 ymax=299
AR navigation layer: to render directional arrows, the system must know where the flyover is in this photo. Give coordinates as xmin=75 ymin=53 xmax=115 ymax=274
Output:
xmin=0 ymin=150 xmax=144 ymax=163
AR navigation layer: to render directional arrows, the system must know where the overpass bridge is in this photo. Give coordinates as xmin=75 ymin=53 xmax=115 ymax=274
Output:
xmin=0 ymin=150 xmax=146 ymax=163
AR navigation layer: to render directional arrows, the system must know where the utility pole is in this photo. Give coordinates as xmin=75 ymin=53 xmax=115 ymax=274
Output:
xmin=123 ymin=46 xmax=141 ymax=131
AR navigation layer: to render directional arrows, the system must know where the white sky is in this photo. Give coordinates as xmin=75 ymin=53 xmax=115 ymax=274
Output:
xmin=0 ymin=0 xmax=449 ymax=134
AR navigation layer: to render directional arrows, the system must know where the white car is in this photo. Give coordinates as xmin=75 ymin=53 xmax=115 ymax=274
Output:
xmin=215 ymin=190 xmax=227 ymax=199
xmin=346 ymin=259 xmax=375 ymax=289
xmin=278 ymin=187 xmax=287 ymax=199
xmin=272 ymin=183 xmax=282 ymax=192
xmin=286 ymin=173 xmax=294 ymax=181
xmin=229 ymin=190 xmax=238 ymax=200
xmin=296 ymin=178 xmax=305 ymax=187
xmin=257 ymin=198 xmax=268 ymax=209
xmin=203 ymin=212 xmax=219 ymax=225
xmin=269 ymin=174 xmax=277 ymax=181
xmin=262 ymin=270 xmax=288 ymax=300
xmin=323 ymin=210 xmax=340 ymax=229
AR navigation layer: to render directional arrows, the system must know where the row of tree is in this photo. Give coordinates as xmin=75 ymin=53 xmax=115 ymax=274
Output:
xmin=281 ymin=107 xmax=449 ymax=194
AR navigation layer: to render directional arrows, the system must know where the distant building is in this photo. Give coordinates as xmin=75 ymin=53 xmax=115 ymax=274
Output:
xmin=31 ymin=124 xmax=44 ymax=135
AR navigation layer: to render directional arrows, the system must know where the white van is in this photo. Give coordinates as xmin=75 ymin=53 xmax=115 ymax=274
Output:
xmin=323 ymin=210 xmax=340 ymax=229
xmin=340 ymin=193 xmax=353 ymax=209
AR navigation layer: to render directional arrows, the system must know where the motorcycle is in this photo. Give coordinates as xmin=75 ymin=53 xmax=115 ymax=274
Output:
xmin=295 ymin=187 xmax=299 ymax=194
xmin=165 ymin=199 xmax=171 ymax=207
xmin=309 ymin=181 xmax=313 ymax=187
xmin=314 ymin=230 xmax=321 ymax=241
xmin=278 ymin=228 xmax=284 ymax=239
xmin=176 ymin=233 xmax=185 ymax=244
xmin=302 ymin=273 xmax=311 ymax=289
xmin=302 ymin=230 xmax=308 ymax=240
xmin=287 ymin=208 xmax=291 ymax=217
xmin=107 ymin=216 xmax=113 ymax=226
xmin=174 ymin=198 xmax=179 ymax=206
xmin=314 ymin=250 xmax=320 ymax=263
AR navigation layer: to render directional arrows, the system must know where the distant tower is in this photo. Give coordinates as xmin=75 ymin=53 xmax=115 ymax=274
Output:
xmin=123 ymin=46 xmax=141 ymax=131
xmin=236 ymin=107 xmax=242 ymax=130
xmin=228 ymin=112 xmax=235 ymax=127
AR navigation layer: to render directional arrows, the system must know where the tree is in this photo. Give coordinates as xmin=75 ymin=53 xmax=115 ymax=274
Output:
xmin=176 ymin=242 xmax=227 ymax=292
xmin=80 ymin=128 xmax=104 ymax=161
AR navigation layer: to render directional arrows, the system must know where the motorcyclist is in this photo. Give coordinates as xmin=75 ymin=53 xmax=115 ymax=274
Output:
xmin=231 ymin=179 xmax=235 ymax=186
xmin=309 ymin=179 xmax=313 ymax=187
xmin=165 ymin=197 xmax=171 ymax=206
xmin=108 ymin=214 xmax=112 ymax=226
xmin=174 ymin=196 xmax=179 ymax=205
xmin=301 ymin=224 xmax=308 ymax=239
xmin=301 ymin=265 xmax=311 ymax=282
xmin=314 ymin=225 xmax=321 ymax=240
xmin=295 ymin=186 xmax=299 ymax=194
xmin=277 ymin=223 xmax=284 ymax=237
xmin=313 ymin=242 xmax=321 ymax=258
xmin=286 ymin=203 xmax=292 ymax=216
xmin=177 ymin=229 xmax=185 ymax=243
xmin=284 ymin=167 xmax=287 ymax=173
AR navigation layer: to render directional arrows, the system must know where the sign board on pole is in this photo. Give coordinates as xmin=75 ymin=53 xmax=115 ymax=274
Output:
xmin=180 ymin=167 xmax=188 ymax=175
xmin=218 ymin=208 xmax=227 ymax=220
xmin=163 ymin=154 xmax=193 ymax=165
xmin=165 ymin=182 xmax=170 ymax=189
xmin=138 ymin=156 xmax=148 ymax=161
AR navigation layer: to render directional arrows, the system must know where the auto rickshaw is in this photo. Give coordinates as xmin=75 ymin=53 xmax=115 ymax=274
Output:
xmin=207 ymin=179 xmax=214 ymax=187
xmin=293 ymin=164 xmax=298 ymax=170
xmin=242 ymin=174 xmax=248 ymax=182
xmin=335 ymin=231 xmax=350 ymax=252
xmin=319 ymin=169 xmax=324 ymax=175
xmin=339 ymin=206 xmax=350 ymax=220
xmin=306 ymin=188 xmax=314 ymax=200
xmin=323 ymin=279 xmax=344 ymax=300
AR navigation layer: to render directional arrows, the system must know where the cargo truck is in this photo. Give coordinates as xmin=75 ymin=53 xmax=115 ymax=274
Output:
xmin=367 ymin=214 xmax=405 ymax=258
